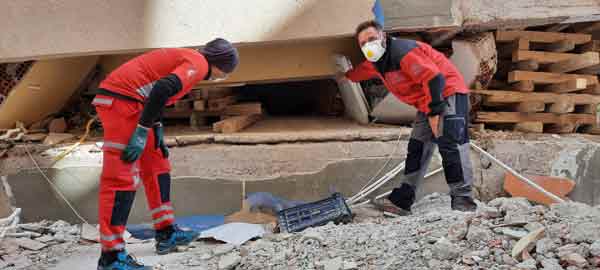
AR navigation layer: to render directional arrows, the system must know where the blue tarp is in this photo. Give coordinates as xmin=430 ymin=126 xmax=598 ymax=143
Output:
xmin=372 ymin=0 xmax=385 ymax=27
xmin=127 ymin=215 xmax=225 ymax=240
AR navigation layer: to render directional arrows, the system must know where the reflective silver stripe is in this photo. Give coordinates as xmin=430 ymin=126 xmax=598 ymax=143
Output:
xmin=153 ymin=214 xmax=175 ymax=225
xmin=103 ymin=141 xmax=126 ymax=150
xmin=104 ymin=243 xmax=126 ymax=251
xmin=100 ymin=233 xmax=122 ymax=242
xmin=150 ymin=205 xmax=174 ymax=215
xmin=133 ymin=175 xmax=141 ymax=187
xmin=92 ymin=97 xmax=113 ymax=106
xmin=136 ymin=82 xmax=156 ymax=98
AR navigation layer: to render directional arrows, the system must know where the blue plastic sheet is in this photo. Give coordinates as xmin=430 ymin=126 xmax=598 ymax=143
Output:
xmin=127 ymin=215 xmax=225 ymax=240
xmin=372 ymin=0 xmax=385 ymax=27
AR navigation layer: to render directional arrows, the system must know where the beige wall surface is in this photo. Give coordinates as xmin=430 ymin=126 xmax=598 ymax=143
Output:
xmin=0 ymin=0 xmax=375 ymax=63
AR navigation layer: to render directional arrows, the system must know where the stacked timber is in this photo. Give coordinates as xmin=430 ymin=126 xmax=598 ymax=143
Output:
xmin=475 ymin=30 xmax=600 ymax=134
xmin=164 ymin=87 xmax=262 ymax=133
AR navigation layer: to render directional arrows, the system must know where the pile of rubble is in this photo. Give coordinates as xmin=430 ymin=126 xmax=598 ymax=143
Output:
xmin=234 ymin=194 xmax=600 ymax=270
xmin=2 ymin=193 xmax=600 ymax=269
xmin=0 ymin=220 xmax=82 ymax=269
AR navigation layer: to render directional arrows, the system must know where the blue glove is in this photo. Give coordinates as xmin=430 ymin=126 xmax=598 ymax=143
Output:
xmin=153 ymin=123 xmax=169 ymax=158
xmin=121 ymin=125 xmax=149 ymax=163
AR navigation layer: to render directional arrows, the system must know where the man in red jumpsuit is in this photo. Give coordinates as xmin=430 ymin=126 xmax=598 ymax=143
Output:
xmin=93 ymin=38 xmax=239 ymax=270
xmin=340 ymin=21 xmax=477 ymax=215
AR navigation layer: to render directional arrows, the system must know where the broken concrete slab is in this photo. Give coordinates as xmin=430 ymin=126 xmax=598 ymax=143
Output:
xmin=14 ymin=237 xmax=47 ymax=251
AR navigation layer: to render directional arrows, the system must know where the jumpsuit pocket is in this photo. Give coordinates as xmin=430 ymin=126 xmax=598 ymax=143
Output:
xmin=101 ymin=148 xmax=139 ymax=189
xmin=443 ymin=115 xmax=466 ymax=144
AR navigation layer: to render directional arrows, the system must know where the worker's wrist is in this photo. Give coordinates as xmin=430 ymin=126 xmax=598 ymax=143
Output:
xmin=428 ymin=101 xmax=447 ymax=116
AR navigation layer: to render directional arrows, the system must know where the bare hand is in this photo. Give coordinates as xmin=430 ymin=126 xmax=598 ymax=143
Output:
xmin=429 ymin=115 xmax=440 ymax=138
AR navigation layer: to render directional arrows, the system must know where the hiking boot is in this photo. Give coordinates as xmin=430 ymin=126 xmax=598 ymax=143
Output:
xmin=451 ymin=196 xmax=477 ymax=212
xmin=155 ymin=225 xmax=200 ymax=255
xmin=97 ymin=250 xmax=151 ymax=270
xmin=387 ymin=183 xmax=416 ymax=212
xmin=372 ymin=197 xmax=411 ymax=216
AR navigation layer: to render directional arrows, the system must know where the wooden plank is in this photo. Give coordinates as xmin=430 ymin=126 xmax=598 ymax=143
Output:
xmin=213 ymin=115 xmax=261 ymax=133
xmin=193 ymin=100 xmax=205 ymax=112
xmin=475 ymin=112 xmax=595 ymax=124
xmin=572 ymin=22 xmax=600 ymax=34
xmin=582 ymin=104 xmax=598 ymax=114
xmin=498 ymin=38 xmax=530 ymax=59
xmin=542 ymin=79 xmax=587 ymax=93
xmin=223 ymin=102 xmax=263 ymax=116
xmin=472 ymin=89 xmax=600 ymax=105
xmin=546 ymin=123 xmax=577 ymax=134
xmin=514 ymin=60 xmax=539 ymax=71
xmin=508 ymin=71 xmax=598 ymax=85
xmin=582 ymin=84 xmax=600 ymax=94
xmin=545 ymin=52 xmax=600 ymax=73
xmin=515 ymin=101 xmax=545 ymax=113
xmin=174 ymin=100 xmax=192 ymax=112
xmin=533 ymin=40 xmax=575 ymax=53
xmin=512 ymin=80 xmax=535 ymax=92
xmin=514 ymin=122 xmax=544 ymax=133
xmin=512 ymin=50 xmax=577 ymax=64
xmin=579 ymin=40 xmax=600 ymax=53
xmin=576 ymin=64 xmax=600 ymax=75
xmin=548 ymin=100 xmax=575 ymax=114
xmin=496 ymin=31 xmax=591 ymax=45
xmin=207 ymin=96 xmax=238 ymax=111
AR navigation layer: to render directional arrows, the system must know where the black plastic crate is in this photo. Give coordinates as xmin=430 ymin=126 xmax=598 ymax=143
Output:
xmin=277 ymin=193 xmax=353 ymax=233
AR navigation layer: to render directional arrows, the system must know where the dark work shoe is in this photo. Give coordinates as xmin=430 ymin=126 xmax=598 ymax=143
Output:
xmin=155 ymin=225 xmax=200 ymax=255
xmin=372 ymin=198 xmax=411 ymax=216
xmin=451 ymin=196 xmax=477 ymax=212
xmin=387 ymin=183 xmax=416 ymax=212
xmin=97 ymin=250 xmax=151 ymax=270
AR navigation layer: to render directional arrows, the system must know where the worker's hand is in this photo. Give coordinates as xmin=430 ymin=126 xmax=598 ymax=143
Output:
xmin=335 ymin=71 xmax=347 ymax=82
xmin=121 ymin=125 xmax=149 ymax=163
xmin=428 ymin=115 xmax=440 ymax=138
xmin=153 ymin=123 xmax=169 ymax=158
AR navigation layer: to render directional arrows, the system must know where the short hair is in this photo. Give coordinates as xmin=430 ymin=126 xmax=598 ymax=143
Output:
xmin=355 ymin=20 xmax=383 ymax=38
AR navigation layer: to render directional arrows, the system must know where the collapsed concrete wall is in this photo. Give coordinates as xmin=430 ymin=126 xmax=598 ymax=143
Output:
xmin=0 ymin=0 xmax=376 ymax=63
xmin=381 ymin=0 xmax=600 ymax=30
xmin=2 ymin=134 xmax=600 ymax=223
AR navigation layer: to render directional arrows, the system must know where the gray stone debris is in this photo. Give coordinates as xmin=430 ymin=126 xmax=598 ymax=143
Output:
xmin=213 ymin=244 xmax=236 ymax=256
xmin=217 ymin=253 xmax=241 ymax=270
xmin=4 ymin=195 xmax=600 ymax=270
xmin=433 ymin=237 xmax=460 ymax=260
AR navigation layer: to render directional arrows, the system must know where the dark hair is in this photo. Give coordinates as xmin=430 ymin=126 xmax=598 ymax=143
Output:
xmin=355 ymin=20 xmax=383 ymax=38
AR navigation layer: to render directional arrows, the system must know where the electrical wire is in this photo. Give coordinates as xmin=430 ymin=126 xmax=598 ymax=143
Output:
xmin=25 ymin=146 xmax=90 ymax=225
xmin=350 ymin=133 xmax=404 ymax=201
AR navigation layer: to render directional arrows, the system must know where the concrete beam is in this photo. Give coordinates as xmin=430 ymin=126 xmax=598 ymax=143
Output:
xmin=381 ymin=0 xmax=600 ymax=31
xmin=0 ymin=0 xmax=375 ymax=63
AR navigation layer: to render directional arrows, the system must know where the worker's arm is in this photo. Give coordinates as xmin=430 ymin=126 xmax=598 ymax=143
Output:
xmin=138 ymin=74 xmax=183 ymax=127
xmin=343 ymin=61 xmax=378 ymax=82
xmin=401 ymin=50 xmax=445 ymax=136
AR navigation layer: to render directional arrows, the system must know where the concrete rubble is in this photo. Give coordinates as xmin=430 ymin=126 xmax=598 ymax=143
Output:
xmin=1 ymin=193 xmax=599 ymax=269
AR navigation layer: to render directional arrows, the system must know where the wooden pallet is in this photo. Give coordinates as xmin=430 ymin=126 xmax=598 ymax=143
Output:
xmin=164 ymin=87 xmax=263 ymax=132
xmin=477 ymin=30 xmax=600 ymax=134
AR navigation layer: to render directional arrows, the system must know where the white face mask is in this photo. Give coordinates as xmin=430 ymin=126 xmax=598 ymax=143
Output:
xmin=361 ymin=39 xmax=386 ymax=62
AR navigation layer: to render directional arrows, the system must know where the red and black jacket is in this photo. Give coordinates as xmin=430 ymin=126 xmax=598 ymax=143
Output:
xmin=346 ymin=38 xmax=468 ymax=115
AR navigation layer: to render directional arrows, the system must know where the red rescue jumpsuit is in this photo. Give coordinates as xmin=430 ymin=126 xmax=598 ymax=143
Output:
xmin=93 ymin=48 xmax=208 ymax=251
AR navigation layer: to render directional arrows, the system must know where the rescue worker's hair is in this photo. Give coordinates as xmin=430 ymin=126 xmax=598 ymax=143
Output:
xmin=355 ymin=20 xmax=384 ymax=38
